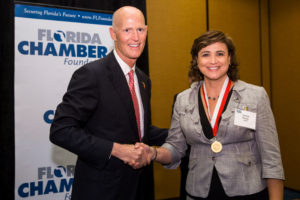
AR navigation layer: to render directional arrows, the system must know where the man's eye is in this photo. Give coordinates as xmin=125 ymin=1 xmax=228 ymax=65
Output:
xmin=124 ymin=29 xmax=132 ymax=33
xmin=137 ymin=28 xmax=144 ymax=32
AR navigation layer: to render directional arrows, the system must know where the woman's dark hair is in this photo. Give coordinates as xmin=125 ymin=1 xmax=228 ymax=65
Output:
xmin=189 ymin=30 xmax=239 ymax=81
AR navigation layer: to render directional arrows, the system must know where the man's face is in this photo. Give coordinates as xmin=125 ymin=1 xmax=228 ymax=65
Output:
xmin=110 ymin=11 xmax=147 ymax=67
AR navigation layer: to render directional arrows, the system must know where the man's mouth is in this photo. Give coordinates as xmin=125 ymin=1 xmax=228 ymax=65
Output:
xmin=129 ymin=44 xmax=139 ymax=47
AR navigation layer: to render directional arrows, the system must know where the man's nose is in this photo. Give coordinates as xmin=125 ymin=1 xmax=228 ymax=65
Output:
xmin=131 ymin=30 xmax=139 ymax=41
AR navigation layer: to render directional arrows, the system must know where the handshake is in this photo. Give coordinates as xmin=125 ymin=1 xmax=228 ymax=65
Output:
xmin=112 ymin=142 xmax=157 ymax=169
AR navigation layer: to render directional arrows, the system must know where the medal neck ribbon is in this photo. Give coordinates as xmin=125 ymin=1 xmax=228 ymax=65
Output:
xmin=202 ymin=76 xmax=231 ymax=137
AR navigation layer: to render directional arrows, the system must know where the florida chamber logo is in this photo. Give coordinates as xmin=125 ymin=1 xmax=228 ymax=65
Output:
xmin=18 ymin=165 xmax=74 ymax=199
xmin=44 ymin=110 xmax=54 ymax=124
xmin=17 ymin=29 xmax=109 ymax=66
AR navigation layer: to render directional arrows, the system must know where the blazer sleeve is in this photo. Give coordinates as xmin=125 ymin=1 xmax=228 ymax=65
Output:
xmin=50 ymin=65 xmax=113 ymax=169
xmin=162 ymin=92 xmax=188 ymax=169
xmin=255 ymin=87 xmax=285 ymax=180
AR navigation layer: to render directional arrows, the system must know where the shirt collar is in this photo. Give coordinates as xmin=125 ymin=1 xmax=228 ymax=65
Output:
xmin=113 ymin=49 xmax=136 ymax=76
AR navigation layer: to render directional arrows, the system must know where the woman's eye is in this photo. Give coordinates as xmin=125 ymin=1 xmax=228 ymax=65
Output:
xmin=217 ymin=52 xmax=225 ymax=56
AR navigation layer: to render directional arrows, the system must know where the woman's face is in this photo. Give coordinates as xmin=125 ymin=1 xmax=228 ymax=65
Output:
xmin=197 ymin=42 xmax=230 ymax=82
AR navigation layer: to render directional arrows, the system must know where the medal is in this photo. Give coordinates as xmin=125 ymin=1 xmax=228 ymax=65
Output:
xmin=211 ymin=140 xmax=222 ymax=153
xmin=202 ymin=76 xmax=231 ymax=153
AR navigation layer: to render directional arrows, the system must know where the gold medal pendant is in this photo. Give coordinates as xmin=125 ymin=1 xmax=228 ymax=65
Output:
xmin=211 ymin=140 xmax=222 ymax=153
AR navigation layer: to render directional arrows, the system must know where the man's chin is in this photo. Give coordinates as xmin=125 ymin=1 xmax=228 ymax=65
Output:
xmin=128 ymin=53 xmax=143 ymax=59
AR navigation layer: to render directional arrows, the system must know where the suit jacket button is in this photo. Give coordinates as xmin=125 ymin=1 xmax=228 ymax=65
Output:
xmin=212 ymin=156 xmax=215 ymax=161
xmin=248 ymin=161 xmax=252 ymax=166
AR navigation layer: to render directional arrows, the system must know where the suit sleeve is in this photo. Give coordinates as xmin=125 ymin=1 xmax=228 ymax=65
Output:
xmin=50 ymin=65 xmax=113 ymax=169
xmin=145 ymin=78 xmax=168 ymax=146
xmin=148 ymin=126 xmax=168 ymax=146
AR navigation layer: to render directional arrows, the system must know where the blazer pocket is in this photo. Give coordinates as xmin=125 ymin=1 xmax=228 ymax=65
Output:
xmin=237 ymin=155 xmax=261 ymax=181
xmin=237 ymin=155 xmax=257 ymax=165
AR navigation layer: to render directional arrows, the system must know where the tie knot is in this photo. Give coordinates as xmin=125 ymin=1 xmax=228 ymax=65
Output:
xmin=128 ymin=70 xmax=134 ymax=80
xmin=129 ymin=69 xmax=134 ymax=76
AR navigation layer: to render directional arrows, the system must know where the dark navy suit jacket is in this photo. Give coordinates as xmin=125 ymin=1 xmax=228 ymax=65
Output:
xmin=50 ymin=52 xmax=167 ymax=200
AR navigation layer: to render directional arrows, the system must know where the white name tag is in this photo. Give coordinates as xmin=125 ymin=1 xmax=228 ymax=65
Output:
xmin=234 ymin=108 xmax=256 ymax=130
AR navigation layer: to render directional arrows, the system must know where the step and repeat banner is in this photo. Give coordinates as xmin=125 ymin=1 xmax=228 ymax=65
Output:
xmin=14 ymin=3 xmax=114 ymax=200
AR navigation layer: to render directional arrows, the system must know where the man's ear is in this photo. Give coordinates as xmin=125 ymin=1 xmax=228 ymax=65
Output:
xmin=109 ymin=27 xmax=116 ymax=41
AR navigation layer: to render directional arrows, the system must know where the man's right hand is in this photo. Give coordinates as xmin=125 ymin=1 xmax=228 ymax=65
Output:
xmin=111 ymin=143 xmax=151 ymax=169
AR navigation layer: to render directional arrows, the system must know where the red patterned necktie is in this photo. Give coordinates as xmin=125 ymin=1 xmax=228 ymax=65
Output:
xmin=128 ymin=70 xmax=141 ymax=141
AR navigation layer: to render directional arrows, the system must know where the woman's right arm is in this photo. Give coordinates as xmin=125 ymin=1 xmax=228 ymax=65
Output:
xmin=150 ymin=146 xmax=172 ymax=165
xmin=146 ymin=89 xmax=192 ymax=167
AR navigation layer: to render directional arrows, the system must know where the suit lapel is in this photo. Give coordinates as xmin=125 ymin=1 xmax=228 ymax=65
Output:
xmin=135 ymin=69 xmax=148 ymax=115
xmin=135 ymin=68 xmax=149 ymax=140
xmin=106 ymin=53 xmax=140 ymax=141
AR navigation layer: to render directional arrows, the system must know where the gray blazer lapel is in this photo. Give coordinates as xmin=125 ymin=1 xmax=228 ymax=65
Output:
xmin=221 ymin=81 xmax=246 ymax=120
xmin=221 ymin=91 xmax=241 ymax=121
xmin=187 ymin=82 xmax=211 ymax=143
xmin=218 ymin=81 xmax=245 ymax=139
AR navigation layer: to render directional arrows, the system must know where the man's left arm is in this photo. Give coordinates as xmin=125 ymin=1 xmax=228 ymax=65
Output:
xmin=147 ymin=126 xmax=168 ymax=146
xmin=145 ymin=77 xmax=168 ymax=146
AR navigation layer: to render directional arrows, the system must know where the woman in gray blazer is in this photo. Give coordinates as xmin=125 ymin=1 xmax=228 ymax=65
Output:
xmin=146 ymin=30 xmax=285 ymax=199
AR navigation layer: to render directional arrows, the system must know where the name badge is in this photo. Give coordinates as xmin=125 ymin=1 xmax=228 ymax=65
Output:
xmin=234 ymin=108 xmax=256 ymax=130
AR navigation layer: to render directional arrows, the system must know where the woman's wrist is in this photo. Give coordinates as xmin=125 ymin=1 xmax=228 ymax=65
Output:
xmin=151 ymin=147 xmax=157 ymax=161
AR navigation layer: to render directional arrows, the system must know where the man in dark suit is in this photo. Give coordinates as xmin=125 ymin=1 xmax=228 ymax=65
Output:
xmin=50 ymin=6 xmax=167 ymax=200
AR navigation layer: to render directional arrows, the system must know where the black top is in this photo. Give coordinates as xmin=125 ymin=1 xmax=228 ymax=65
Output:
xmin=186 ymin=86 xmax=268 ymax=200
